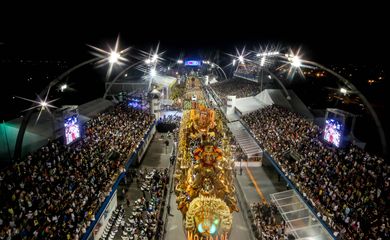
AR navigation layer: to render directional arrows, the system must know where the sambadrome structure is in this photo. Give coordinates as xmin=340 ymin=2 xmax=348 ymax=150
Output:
xmin=175 ymin=77 xmax=238 ymax=239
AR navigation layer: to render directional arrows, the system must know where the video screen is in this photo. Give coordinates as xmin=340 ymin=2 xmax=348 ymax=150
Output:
xmin=64 ymin=115 xmax=80 ymax=145
xmin=323 ymin=118 xmax=343 ymax=147
xmin=185 ymin=60 xmax=201 ymax=66
xmin=128 ymin=97 xmax=143 ymax=109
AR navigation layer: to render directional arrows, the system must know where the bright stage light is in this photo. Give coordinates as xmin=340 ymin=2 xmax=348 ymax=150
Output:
xmin=291 ymin=56 xmax=302 ymax=67
xmin=260 ymin=56 xmax=266 ymax=66
xmin=238 ymin=55 xmax=244 ymax=64
xmin=150 ymin=68 xmax=157 ymax=77
xmin=60 ymin=84 xmax=67 ymax=92
xmin=40 ymin=101 xmax=48 ymax=107
xmin=152 ymin=53 xmax=158 ymax=62
xmin=340 ymin=88 xmax=347 ymax=94
xmin=109 ymin=51 xmax=120 ymax=63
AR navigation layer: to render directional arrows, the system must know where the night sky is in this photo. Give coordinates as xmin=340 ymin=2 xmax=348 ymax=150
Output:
xmin=0 ymin=3 xmax=387 ymax=63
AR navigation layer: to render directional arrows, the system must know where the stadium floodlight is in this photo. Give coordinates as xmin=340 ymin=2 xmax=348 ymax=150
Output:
xmin=238 ymin=55 xmax=244 ymax=64
xmin=257 ymin=51 xmax=280 ymax=57
xmin=232 ymin=59 xmax=236 ymax=66
xmin=152 ymin=53 xmax=158 ymax=62
xmin=145 ymin=59 xmax=152 ymax=64
xmin=60 ymin=84 xmax=67 ymax=92
xmin=109 ymin=51 xmax=120 ymax=63
xmin=88 ymin=35 xmax=130 ymax=80
xmin=260 ymin=57 xmax=266 ymax=67
xmin=340 ymin=88 xmax=347 ymax=95
xmin=291 ymin=56 xmax=302 ymax=68
xmin=150 ymin=68 xmax=157 ymax=77
xmin=177 ymin=59 xmax=183 ymax=64
xmin=15 ymin=87 xmax=58 ymax=124
xmin=40 ymin=101 xmax=48 ymax=107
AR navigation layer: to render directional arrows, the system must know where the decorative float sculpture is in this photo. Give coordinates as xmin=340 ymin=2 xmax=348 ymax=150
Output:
xmin=175 ymin=77 xmax=238 ymax=240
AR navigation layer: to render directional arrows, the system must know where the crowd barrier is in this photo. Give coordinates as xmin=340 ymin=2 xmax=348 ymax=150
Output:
xmin=82 ymin=120 xmax=157 ymax=240
xmin=239 ymin=120 xmax=336 ymax=239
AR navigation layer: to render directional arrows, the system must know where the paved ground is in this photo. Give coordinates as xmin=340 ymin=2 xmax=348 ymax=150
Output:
xmin=236 ymin=160 xmax=287 ymax=205
xmin=110 ymin=129 xmax=287 ymax=240
xmin=164 ymin=180 xmax=253 ymax=240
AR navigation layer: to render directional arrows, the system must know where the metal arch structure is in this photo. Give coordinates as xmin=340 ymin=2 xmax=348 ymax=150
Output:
xmin=103 ymin=61 xmax=143 ymax=99
xmin=300 ymin=59 xmax=387 ymax=157
xmin=209 ymin=62 xmax=228 ymax=80
xmin=13 ymin=57 xmax=101 ymax=161
xmin=262 ymin=68 xmax=291 ymax=100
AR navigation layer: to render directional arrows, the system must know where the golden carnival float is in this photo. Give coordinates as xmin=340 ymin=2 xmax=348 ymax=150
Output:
xmin=175 ymin=77 xmax=238 ymax=240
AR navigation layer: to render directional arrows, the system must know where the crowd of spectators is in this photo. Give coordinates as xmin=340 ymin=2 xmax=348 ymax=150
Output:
xmin=210 ymin=79 xmax=263 ymax=102
xmin=243 ymin=105 xmax=389 ymax=239
xmin=251 ymin=202 xmax=288 ymax=240
xmin=117 ymin=168 xmax=168 ymax=240
xmin=0 ymin=103 xmax=154 ymax=239
xmin=156 ymin=114 xmax=181 ymax=133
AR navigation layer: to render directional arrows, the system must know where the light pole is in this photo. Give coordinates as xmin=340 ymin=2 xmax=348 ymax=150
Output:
xmin=103 ymin=61 xmax=143 ymax=99
xmin=203 ymin=61 xmax=228 ymax=80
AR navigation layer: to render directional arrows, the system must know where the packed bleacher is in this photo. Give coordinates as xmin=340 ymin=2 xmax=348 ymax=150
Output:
xmin=0 ymin=103 xmax=154 ymax=239
xmin=243 ymin=105 xmax=389 ymax=240
xmin=156 ymin=114 xmax=181 ymax=133
xmin=250 ymin=202 xmax=288 ymax=240
xmin=106 ymin=168 xmax=168 ymax=240
xmin=210 ymin=79 xmax=263 ymax=102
